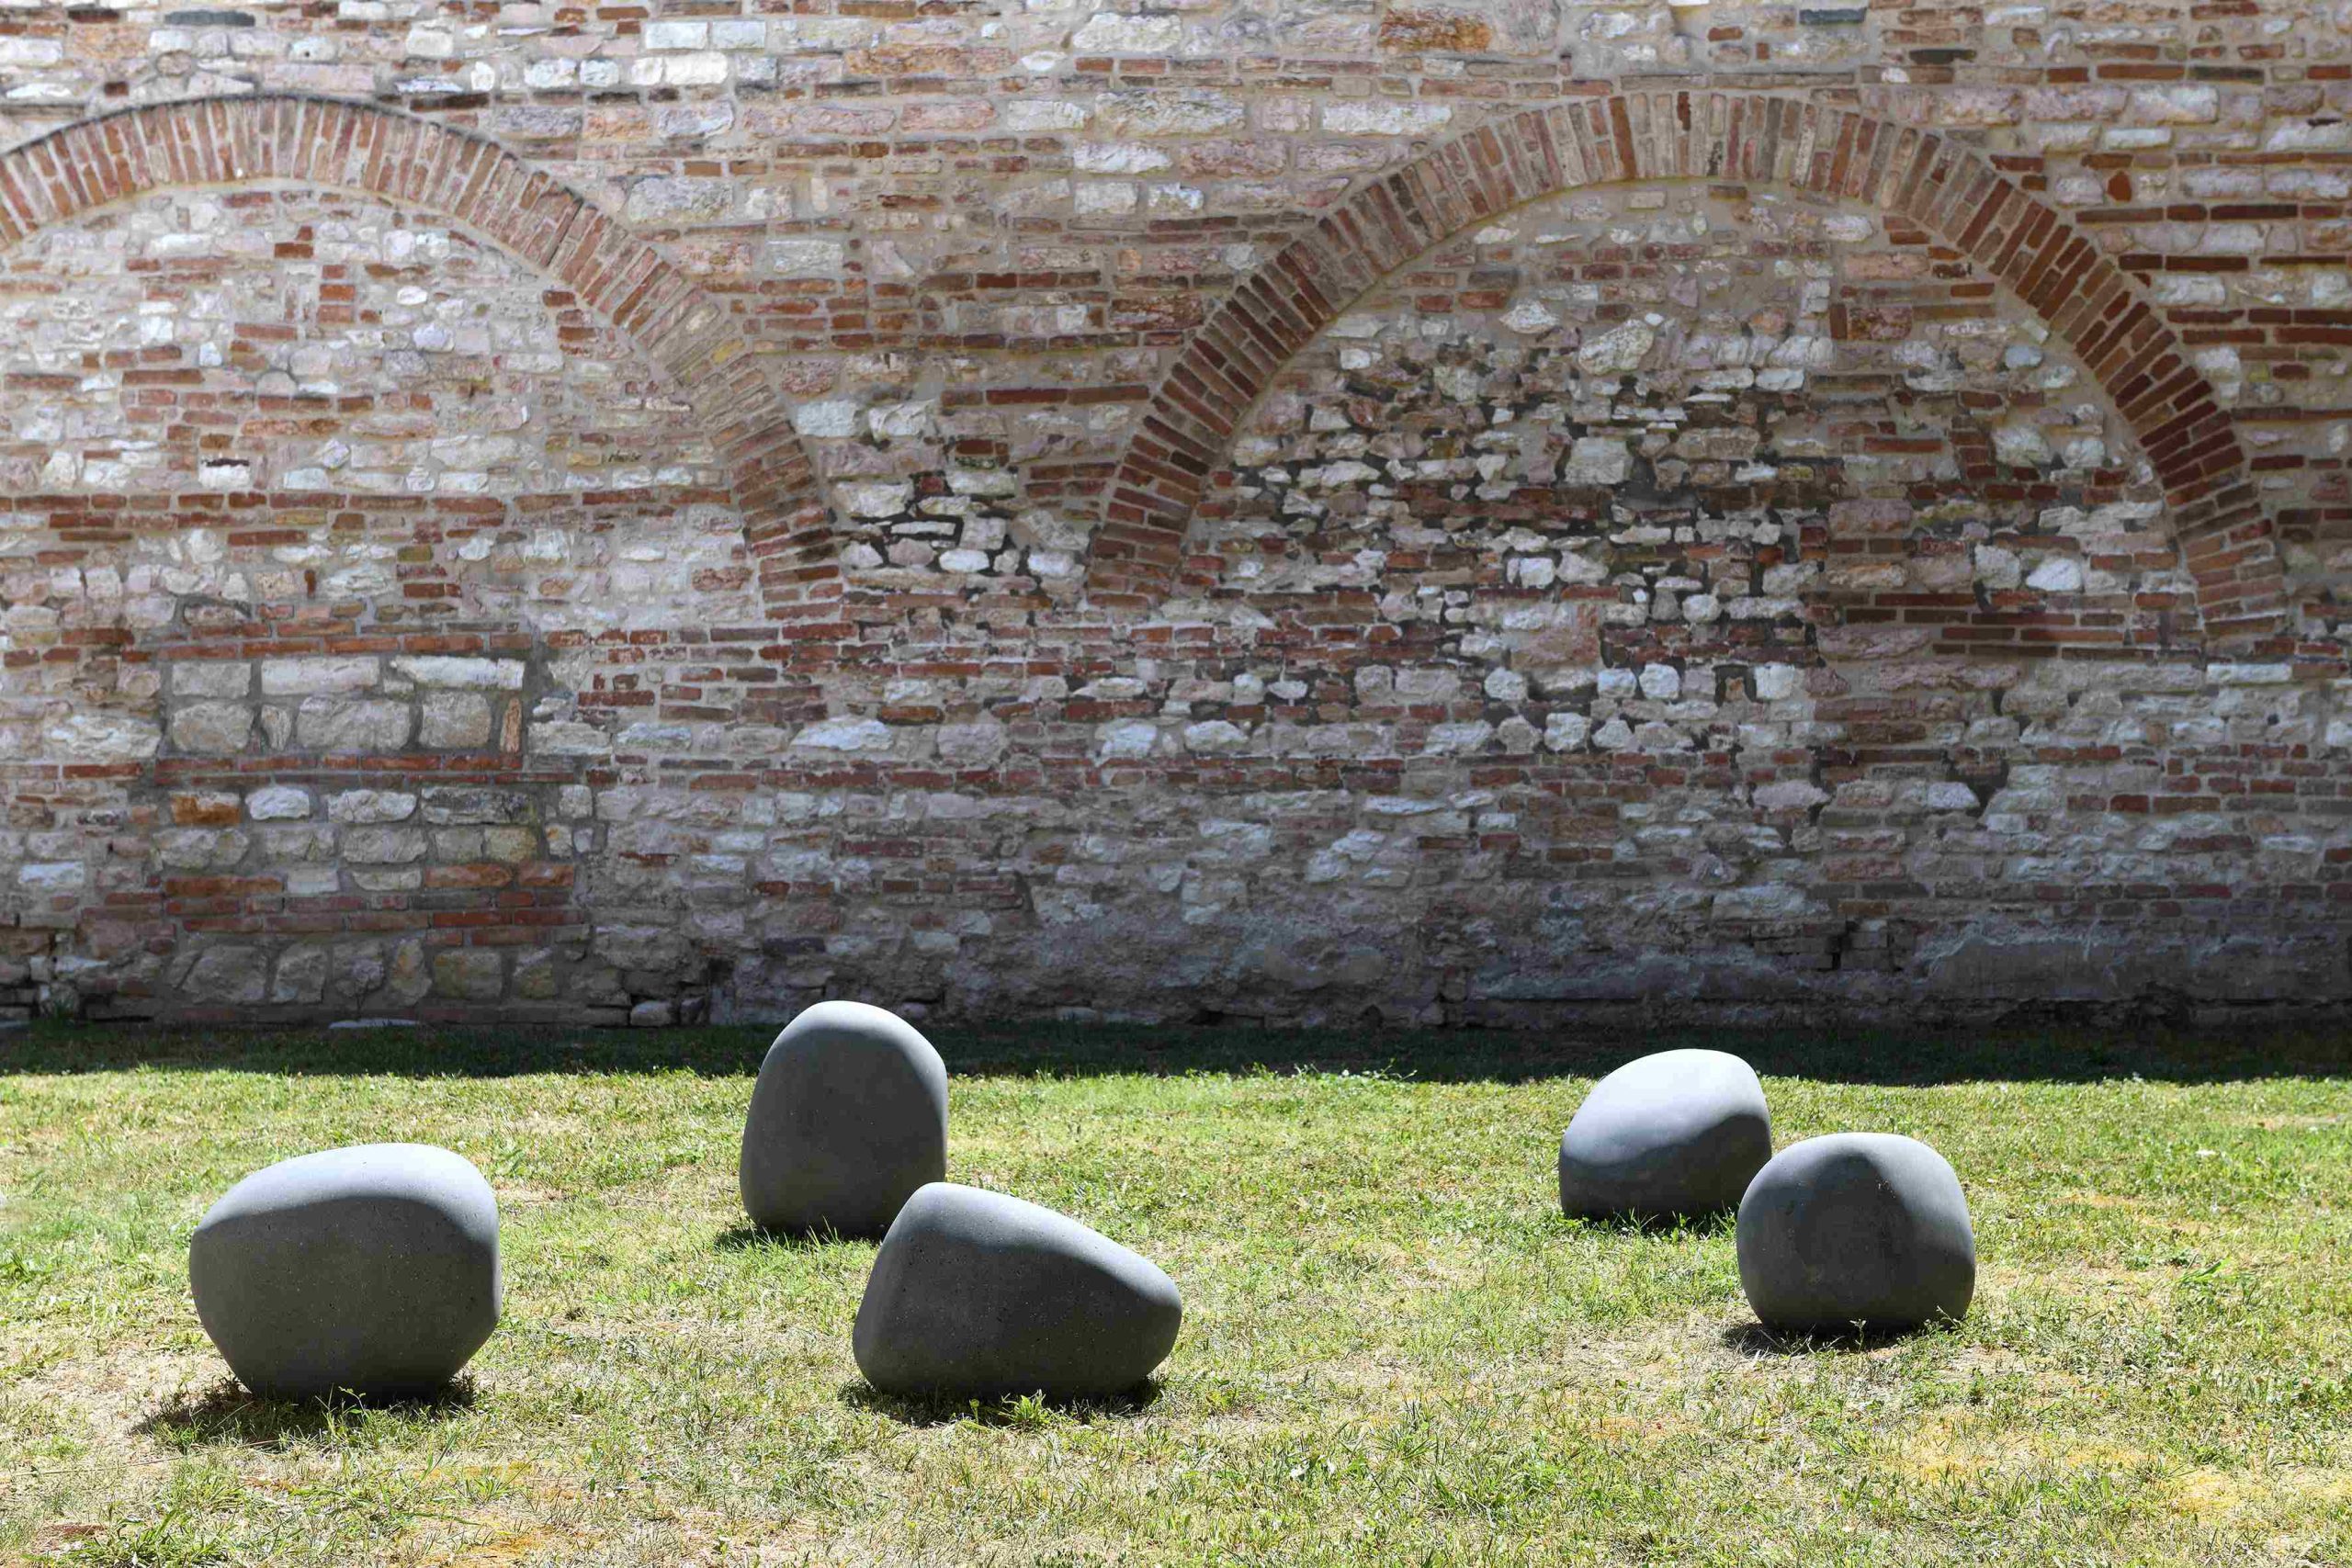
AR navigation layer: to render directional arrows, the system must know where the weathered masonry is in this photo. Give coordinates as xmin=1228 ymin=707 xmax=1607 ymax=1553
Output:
xmin=1 ymin=6 xmax=2349 ymax=1028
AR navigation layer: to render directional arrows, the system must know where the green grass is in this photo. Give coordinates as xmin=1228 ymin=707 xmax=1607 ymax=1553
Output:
xmin=2 ymin=1021 xmax=2349 ymax=1565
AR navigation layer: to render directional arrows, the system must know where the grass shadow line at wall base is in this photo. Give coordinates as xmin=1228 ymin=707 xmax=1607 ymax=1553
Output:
xmin=5 ymin=1018 xmax=2352 ymax=1084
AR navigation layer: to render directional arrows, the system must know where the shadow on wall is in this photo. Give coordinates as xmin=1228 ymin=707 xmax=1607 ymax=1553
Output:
xmin=4 ymin=1019 xmax=2350 ymax=1086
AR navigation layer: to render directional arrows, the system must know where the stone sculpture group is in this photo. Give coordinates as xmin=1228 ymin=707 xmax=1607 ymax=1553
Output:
xmin=187 ymin=1013 xmax=1973 ymax=1403
xmin=1558 ymin=1046 xmax=1977 ymax=1331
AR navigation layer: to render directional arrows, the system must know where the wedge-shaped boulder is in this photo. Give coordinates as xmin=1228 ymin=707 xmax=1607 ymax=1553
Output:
xmin=190 ymin=1143 xmax=500 ymax=1400
xmin=1736 ymin=1133 xmax=1974 ymax=1333
xmin=854 ymin=1183 xmax=1182 ymax=1400
xmin=1559 ymin=1048 xmax=1771 ymax=1221
xmin=740 ymin=1000 xmax=948 ymax=1237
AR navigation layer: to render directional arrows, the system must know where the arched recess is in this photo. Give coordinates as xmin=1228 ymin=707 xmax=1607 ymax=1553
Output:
xmin=1087 ymin=90 xmax=2289 ymax=647
xmin=0 ymin=94 xmax=836 ymax=615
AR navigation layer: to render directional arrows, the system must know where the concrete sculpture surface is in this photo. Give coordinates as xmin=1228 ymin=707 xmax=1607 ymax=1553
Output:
xmin=1735 ymin=1133 xmax=1975 ymax=1332
xmin=740 ymin=1000 xmax=949 ymax=1237
xmin=853 ymin=1182 xmax=1182 ymax=1400
xmin=189 ymin=1142 xmax=501 ymax=1400
xmin=1559 ymin=1048 xmax=1772 ymax=1221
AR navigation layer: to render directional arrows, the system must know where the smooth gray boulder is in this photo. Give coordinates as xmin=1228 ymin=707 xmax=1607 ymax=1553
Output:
xmin=740 ymin=1000 xmax=948 ymax=1238
xmin=189 ymin=1143 xmax=500 ymax=1400
xmin=1559 ymin=1048 xmax=1771 ymax=1221
xmin=854 ymin=1182 xmax=1182 ymax=1400
xmin=1736 ymin=1133 xmax=1974 ymax=1333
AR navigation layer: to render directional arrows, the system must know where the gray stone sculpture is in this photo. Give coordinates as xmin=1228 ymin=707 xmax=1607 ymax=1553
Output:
xmin=1558 ymin=1048 xmax=1772 ymax=1221
xmin=740 ymin=1000 xmax=949 ymax=1237
xmin=189 ymin=1143 xmax=500 ymax=1400
xmin=1735 ymin=1132 xmax=1975 ymax=1333
xmin=853 ymin=1182 xmax=1182 ymax=1400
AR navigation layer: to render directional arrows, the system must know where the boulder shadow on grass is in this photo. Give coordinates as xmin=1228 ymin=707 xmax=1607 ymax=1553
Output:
xmin=712 ymin=1223 xmax=871 ymax=1253
xmin=1569 ymin=1207 xmax=1738 ymax=1239
xmin=840 ymin=1378 xmax=1164 ymax=1429
xmin=1720 ymin=1318 xmax=1962 ymax=1358
xmin=137 ymin=1374 xmax=477 ymax=1450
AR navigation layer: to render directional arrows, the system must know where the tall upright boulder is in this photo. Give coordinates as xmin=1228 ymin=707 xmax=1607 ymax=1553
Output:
xmin=740 ymin=1000 xmax=948 ymax=1237
xmin=1558 ymin=1048 xmax=1772 ymax=1221
xmin=1736 ymin=1133 xmax=1975 ymax=1333
xmin=189 ymin=1143 xmax=500 ymax=1400
xmin=854 ymin=1183 xmax=1182 ymax=1401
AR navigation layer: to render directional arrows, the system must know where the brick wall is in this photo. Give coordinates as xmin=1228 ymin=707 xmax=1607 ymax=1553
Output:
xmin=0 ymin=5 xmax=2347 ymax=1027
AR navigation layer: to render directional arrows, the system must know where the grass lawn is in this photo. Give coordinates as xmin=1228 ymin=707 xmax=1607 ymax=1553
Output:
xmin=3 ymin=1022 xmax=2349 ymax=1566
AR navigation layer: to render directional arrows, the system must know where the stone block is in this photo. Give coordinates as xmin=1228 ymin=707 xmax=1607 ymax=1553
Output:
xmin=328 ymin=790 xmax=417 ymax=825
xmin=419 ymin=693 xmax=493 ymax=749
xmin=297 ymin=697 xmax=413 ymax=752
xmin=390 ymin=656 xmax=526 ymax=690
xmin=173 ymin=660 xmax=253 ymax=698
xmin=341 ymin=828 xmax=429 ymax=865
xmin=263 ymin=657 xmax=380 ymax=696
xmin=171 ymin=703 xmax=254 ymax=755
xmin=1322 ymin=99 xmax=1451 ymax=136
xmin=432 ymin=949 xmax=505 ymax=1001
xmin=248 ymin=785 xmax=312 ymax=821
xmin=1576 ymin=320 xmax=1656 ymax=375
xmin=272 ymin=945 xmax=329 ymax=1004
xmin=179 ymin=945 xmax=268 ymax=1005
xmin=421 ymin=787 xmax=532 ymax=826
xmin=42 ymin=713 xmax=161 ymax=763
xmin=511 ymin=950 xmax=560 ymax=999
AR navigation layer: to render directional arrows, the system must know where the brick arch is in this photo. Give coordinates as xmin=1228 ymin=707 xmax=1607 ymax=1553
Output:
xmin=0 ymin=94 xmax=837 ymax=615
xmin=1088 ymin=90 xmax=2288 ymax=646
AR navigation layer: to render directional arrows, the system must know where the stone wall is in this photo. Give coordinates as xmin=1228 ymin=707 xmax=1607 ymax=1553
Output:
xmin=0 ymin=4 xmax=2348 ymax=1027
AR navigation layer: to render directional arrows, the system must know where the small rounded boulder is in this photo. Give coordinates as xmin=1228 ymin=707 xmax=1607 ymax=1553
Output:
xmin=853 ymin=1182 xmax=1182 ymax=1401
xmin=1735 ymin=1132 xmax=1975 ymax=1333
xmin=740 ymin=1000 xmax=948 ymax=1238
xmin=1558 ymin=1048 xmax=1772 ymax=1222
xmin=189 ymin=1143 xmax=501 ymax=1401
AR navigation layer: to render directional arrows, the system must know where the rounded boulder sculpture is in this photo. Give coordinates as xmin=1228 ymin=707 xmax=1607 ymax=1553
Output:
xmin=1736 ymin=1133 xmax=1975 ymax=1333
xmin=741 ymin=1000 xmax=949 ymax=1238
xmin=854 ymin=1182 xmax=1182 ymax=1401
xmin=1558 ymin=1048 xmax=1772 ymax=1222
xmin=189 ymin=1143 xmax=501 ymax=1401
